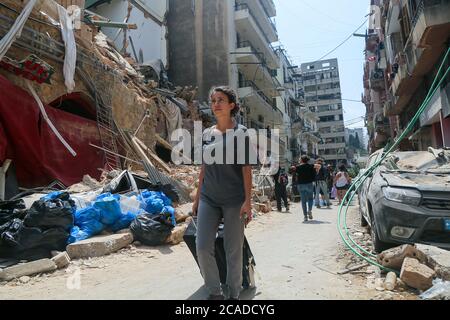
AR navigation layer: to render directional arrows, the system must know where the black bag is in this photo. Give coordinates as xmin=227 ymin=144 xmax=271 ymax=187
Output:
xmin=0 ymin=199 xmax=27 ymax=225
xmin=183 ymin=217 xmax=256 ymax=289
xmin=0 ymin=219 xmax=69 ymax=261
xmin=24 ymin=192 xmax=74 ymax=231
xmin=130 ymin=213 xmax=174 ymax=246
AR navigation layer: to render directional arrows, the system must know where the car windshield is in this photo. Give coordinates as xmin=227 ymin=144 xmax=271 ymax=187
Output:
xmin=383 ymin=149 xmax=450 ymax=174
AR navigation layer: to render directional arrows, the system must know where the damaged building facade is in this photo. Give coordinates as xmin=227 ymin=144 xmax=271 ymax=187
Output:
xmin=0 ymin=0 xmax=198 ymax=198
xmin=363 ymin=0 xmax=450 ymax=153
xmin=167 ymin=0 xmax=293 ymax=164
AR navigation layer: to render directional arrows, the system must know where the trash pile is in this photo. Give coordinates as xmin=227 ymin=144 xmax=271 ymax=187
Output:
xmin=0 ymin=170 xmax=192 ymax=271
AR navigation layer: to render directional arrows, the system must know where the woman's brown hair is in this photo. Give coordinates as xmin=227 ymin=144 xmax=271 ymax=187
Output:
xmin=209 ymin=86 xmax=241 ymax=117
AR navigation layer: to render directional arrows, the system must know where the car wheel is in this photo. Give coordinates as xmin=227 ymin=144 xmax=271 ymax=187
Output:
xmin=360 ymin=212 xmax=368 ymax=227
xmin=370 ymin=224 xmax=391 ymax=253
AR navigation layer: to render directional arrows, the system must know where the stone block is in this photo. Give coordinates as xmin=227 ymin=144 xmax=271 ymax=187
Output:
xmin=66 ymin=233 xmax=134 ymax=259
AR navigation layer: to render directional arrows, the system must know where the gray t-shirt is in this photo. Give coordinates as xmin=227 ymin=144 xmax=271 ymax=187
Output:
xmin=200 ymin=123 xmax=257 ymax=207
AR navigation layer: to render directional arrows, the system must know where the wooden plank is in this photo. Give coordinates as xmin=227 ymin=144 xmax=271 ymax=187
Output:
xmin=134 ymin=138 xmax=172 ymax=174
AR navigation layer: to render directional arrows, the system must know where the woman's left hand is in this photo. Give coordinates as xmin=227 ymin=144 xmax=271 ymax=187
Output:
xmin=240 ymin=200 xmax=252 ymax=226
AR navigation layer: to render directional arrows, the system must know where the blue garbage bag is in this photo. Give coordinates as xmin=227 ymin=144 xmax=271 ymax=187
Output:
xmin=74 ymin=206 xmax=101 ymax=225
xmin=93 ymin=194 xmax=122 ymax=225
xmin=139 ymin=191 xmax=172 ymax=214
xmin=110 ymin=211 xmax=139 ymax=232
xmin=161 ymin=206 xmax=176 ymax=226
xmin=41 ymin=191 xmax=65 ymax=201
xmin=69 ymin=206 xmax=104 ymax=244
xmin=68 ymin=226 xmax=90 ymax=244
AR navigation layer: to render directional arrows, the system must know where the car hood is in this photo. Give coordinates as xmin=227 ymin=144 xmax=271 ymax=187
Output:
xmin=380 ymin=171 xmax=450 ymax=192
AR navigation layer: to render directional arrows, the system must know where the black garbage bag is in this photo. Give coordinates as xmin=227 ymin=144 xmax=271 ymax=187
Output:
xmin=24 ymin=192 xmax=75 ymax=231
xmin=130 ymin=213 xmax=174 ymax=246
xmin=0 ymin=219 xmax=43 ymax=249
xmin=0 ymin=199 xmax=27 ymax=225
xmin=0 ymin=219 xmax=69 ymax=261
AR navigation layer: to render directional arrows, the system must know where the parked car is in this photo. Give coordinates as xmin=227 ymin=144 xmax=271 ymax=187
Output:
xmin=357 ymin=148 xmax=450 ymax=253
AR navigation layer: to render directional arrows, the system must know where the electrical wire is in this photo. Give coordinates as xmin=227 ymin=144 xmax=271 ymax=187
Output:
xmin=311 ymin=18 xmax=368 ymax=64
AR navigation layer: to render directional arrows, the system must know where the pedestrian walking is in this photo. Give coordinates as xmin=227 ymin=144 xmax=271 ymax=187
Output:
xmin=314 ymin=158 xmax=331 ymax=208
xmin=334 ymin=164 xmax=352 ymax=205
xmin=192 ymin=86 xmax=255 ymax=300
xmin=273 ymin=167 xmax=289 ymax=212
xmin=295 ymin=155 xmax=316 ymax=222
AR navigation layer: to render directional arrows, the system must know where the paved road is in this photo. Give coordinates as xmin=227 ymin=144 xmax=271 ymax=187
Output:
xmin=0 ymin=200 xmax=376 ymax=300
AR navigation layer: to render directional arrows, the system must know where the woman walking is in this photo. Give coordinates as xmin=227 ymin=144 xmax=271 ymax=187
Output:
xmin=334 ymin=164 xmax=352 ymax=205
xmin=192 ymin=86 xmax=254 ymax=300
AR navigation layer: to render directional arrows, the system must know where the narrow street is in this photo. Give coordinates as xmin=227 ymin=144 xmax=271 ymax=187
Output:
xmin=0 ymin=200 xmax=382 ymax=300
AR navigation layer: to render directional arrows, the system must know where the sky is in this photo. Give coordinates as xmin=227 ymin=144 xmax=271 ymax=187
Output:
xmin=273 ymin=0 xmax=371 ymax=130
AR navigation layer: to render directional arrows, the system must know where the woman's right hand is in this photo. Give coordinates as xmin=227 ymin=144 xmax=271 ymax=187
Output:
xmin=192 ymin=200 xmax=199 ymax=217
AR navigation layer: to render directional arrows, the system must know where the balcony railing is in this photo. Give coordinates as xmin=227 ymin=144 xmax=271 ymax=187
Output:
xmin=237 ymin=40 xmax=266 ymax=63
xmin=235 ymin=3 xmax=276 ymax=44
xmin=239 ymin=79 xmax=276 ymax=109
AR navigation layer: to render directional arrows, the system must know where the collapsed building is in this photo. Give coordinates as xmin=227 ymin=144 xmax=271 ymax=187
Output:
xmin=0 ymin=0 xmax=201 ymax=200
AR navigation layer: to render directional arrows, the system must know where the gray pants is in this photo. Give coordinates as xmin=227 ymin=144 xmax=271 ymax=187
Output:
xmin=315 ymin=180 xmax=331 ymax=206
xmin=196 ymin=200 xmax=245 ymax=298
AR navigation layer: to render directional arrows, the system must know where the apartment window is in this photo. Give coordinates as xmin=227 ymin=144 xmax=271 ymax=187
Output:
xmin=319 ymin=115 xmax=335 ymax=122
xmin=322 ymin=62 xmax=330 ymax=68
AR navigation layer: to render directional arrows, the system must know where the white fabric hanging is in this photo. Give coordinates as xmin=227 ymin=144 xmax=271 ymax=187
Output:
xmin=57 ymin=3 xmax=77 ymax=93
xmin=0 ymin=0 xmax=38 ymax=61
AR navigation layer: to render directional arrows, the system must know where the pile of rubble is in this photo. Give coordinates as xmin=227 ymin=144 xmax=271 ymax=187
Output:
xmin=0 ymin=170 xmax=195 ymax=283
xmin=374 ymin=244 xmax=450 ymax=299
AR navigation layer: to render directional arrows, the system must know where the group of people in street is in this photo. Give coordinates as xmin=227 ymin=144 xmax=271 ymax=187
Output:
xmin=272 ymin=156 xmax=352 ymax=222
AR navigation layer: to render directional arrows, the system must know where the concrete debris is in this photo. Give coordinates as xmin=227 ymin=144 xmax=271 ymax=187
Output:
xmin=116 ymin=229 xmax=132 ymax=234
xmin=253 ymin=202 xmax=271 ymax=214
xmin=415 ymin=244 xmax=450 ymax=281
xmin=66 ymin=233 xmax=134 ymax=260
xmin=0 ymin=259 xmax=57 ymax=281
xmin=19 ymin=276 xmax=30 ymax=284
xmin=384 ymin=272 xmax=397 ymax=291
xmin=400 ymin=257 xmax=435 ymax=291
xmin=51 ymin=251 xmax=71 ymax=269
xmin=377 ymin=244 xmax=427 ymax=270
xmin=165 ymin=219 xmax=191 ymax=245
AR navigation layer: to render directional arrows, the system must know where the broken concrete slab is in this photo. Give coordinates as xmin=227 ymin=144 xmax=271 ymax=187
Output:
xmin=415 ymin=244 xmax=450 ymax=281
xmin=0 ymin=259 xmax=57 ymax=281
xmin=400 ymin=257 xmax=435 ymax=291
xmin=66 ymin=233 xmax=134 ymax=259
xmin=377 ymin=244 xmax=427 ymax=270
xmin=165 ymin=221 xmax=191 ymax=245
xmin=51 ymin=251 xmax=71 ymax=269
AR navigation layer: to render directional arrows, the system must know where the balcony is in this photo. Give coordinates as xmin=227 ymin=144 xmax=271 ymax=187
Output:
xmin=238 ymin=80 xmax=283 ymax=124
xmin=410 ymin=0 xmax=450 ymax=50
xmin=235 ymin=41 xmax=279 ymax=91
xmin=386 ymin=0 xmax=450 ymax=115
xmin=236 ymin=1 xmax=277 ymax=43
xmin=235 ymin=4 xmax=279 ymax=68
xmin=260 ymin=0 xmax=276 ymax=17
xmin=369 ymin=68 xmax=385 ymax=91
xmin=317 ymin=120 xmax=345 ymax=128
xmin=319 ymin=142 xmax=346 ymax=150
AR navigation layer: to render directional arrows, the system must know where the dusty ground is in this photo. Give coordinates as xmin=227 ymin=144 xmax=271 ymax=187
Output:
xmin=0 ymin=199 xmax=419 ymax=300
